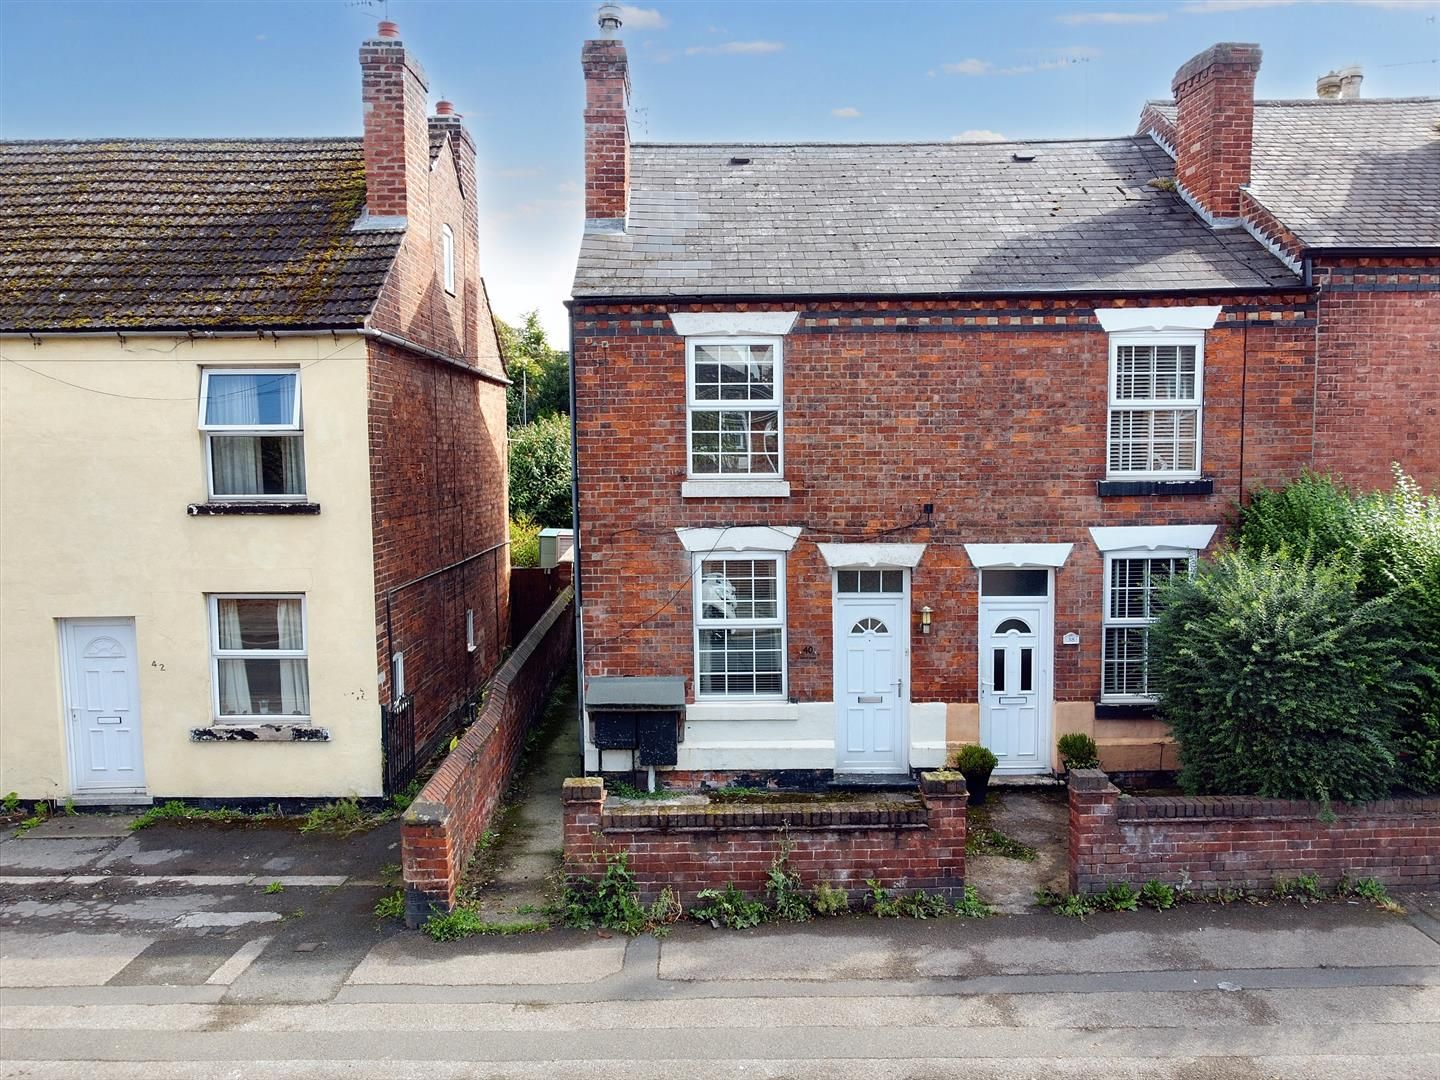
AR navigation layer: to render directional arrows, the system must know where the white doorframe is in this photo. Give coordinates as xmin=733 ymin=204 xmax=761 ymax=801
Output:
xmin=977 ymin=572 xmax=1054 ymax=775
xmin=59 ymin=617 xmax=147 ymax=796
xmin=832 ymin=568 xmax=911 ymax=773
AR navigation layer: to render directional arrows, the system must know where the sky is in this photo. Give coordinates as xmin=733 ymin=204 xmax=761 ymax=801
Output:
xmin=2 ymin=0 xmax=1438 ymax=347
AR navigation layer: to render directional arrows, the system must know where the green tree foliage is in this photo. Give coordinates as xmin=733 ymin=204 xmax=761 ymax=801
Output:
xmin=498 ymin=311 xmax=570 ymax=428
xmin=508 ymin=413 xmax=572 ymax=527
xmin=1151 ymin=469 xmax=1439 ymax=799
xmin=509 ymin=513 xmax=541 ymax=568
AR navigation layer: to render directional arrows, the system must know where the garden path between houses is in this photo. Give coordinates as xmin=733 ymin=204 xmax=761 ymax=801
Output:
xmin=965 ymin=788 xmax=1070 ymax=914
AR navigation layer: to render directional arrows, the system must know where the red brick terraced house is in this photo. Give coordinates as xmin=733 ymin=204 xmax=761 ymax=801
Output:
xmin=0 ymin=22 xmax=510 ymax=804
xmin=567 ymin=28 xmax=1438 ymax=789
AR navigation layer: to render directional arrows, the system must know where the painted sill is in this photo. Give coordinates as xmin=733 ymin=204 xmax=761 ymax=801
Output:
xmin=190 ymin=723 xmax=331 ymax=743
xmin=1094 ymin=701 xmax=1158 ymax=720
xmin=686 ymin=701 xmax=799 ymax=722
xmin=1096 ymin=478 xmax=1214 ymax=498
xmin=681 ymin=479 xmax=791 ymax=499
xmin=187 ymin=501 xmax=321 ymax=516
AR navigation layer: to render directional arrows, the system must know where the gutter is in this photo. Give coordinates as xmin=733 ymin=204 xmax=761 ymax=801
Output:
xmin=3 ymin=326 xmax=512 ymax=388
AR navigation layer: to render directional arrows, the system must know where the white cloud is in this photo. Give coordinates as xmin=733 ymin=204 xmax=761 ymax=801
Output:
xmin=1057 ymin=11 xmax=1167 ymax=23
xmin=684 ymin=40 xmax=785 ymax=56
xmin=617 ymin=6 xmax=667 ymax=30
xmin=951 ymin=130 xmax=1009 ymax=142
xmin=832 ymin=106 xmax=862 ymax=118
xmin=943 ymin=58 xmax=995 ymax=76
xmin=1179 ymin=1 xmax=1296 ymax=11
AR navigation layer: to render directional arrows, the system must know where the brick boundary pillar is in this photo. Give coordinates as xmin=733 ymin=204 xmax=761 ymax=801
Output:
xmin=402 ymin=819 xmax=456 ymax=927
xmin=562 ymin=776 xmax=607 ymax=879
xmin=1068 ymin=767 xmax=1121 ymax=895
xmin=919 ymin=770 xmax=969 ymax=896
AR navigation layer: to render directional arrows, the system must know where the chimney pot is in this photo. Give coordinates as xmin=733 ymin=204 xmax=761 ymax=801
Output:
xmin=435 ymin=100 xmax=455 ymax=116
xmin=377 ymin=20 xmax=400 ymax=39
xmin=1338 ymin=65 xmax=1363 ymax=99
xmin=1317 ymin=71 xmax=1343 ymax=99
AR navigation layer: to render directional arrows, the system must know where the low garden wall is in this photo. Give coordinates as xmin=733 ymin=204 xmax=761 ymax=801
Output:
xmin=1068 ymin=768 xmax=1440 ymax=894
xmin=562 ymin=771 xmax=968 ymax=902
xmin=402 ymin=586 xmax=575 ymax=925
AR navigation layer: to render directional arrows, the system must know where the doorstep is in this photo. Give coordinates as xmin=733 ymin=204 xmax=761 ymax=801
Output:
xmin=828 ymin=773 xmax=917 ymax=792
xmin=990 ymin=774 xmax=1065 ymax=788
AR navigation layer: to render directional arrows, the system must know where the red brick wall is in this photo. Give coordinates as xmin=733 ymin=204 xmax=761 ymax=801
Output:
xmin=1312 ymin=258 xmax=1440 ymax=491
xmin=572 ymin=296 xmax=1314 ymax=707
xmin=403 ymin=588 xmax=575 ymax=923
xmin=563 ymin=771 xmax=968 ymax=902
xmin=368 ymin=338 xmax=510 ymax=756
xmin=1170 ymin=43 xmax=1261 ymax=222
xmin=361 ymin=31 xmax=511 ymax=764
xmin=1068 ymin=769 xmax=1440 ymax=894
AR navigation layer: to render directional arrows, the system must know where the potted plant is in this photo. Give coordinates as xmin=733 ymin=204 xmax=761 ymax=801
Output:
xmin=952 ymin=744 xmax=998 ymax=806
xmin=1057 ymin=732 xmax=1100 ymax=774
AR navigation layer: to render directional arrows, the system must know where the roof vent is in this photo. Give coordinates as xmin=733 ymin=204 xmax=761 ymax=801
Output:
xmin=1011 ymin=151 xmax=1036 ymax=163
xmin=728 ymin=156 xmax=752 ymax=166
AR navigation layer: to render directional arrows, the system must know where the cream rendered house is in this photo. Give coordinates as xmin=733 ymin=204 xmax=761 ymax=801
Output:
xmin=0 ymin=23 xmax=511 ymax=804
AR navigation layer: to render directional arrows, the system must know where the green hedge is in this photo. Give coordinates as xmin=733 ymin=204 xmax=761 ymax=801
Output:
xmin=1151 ymin=470 xmax=1439 ymax=800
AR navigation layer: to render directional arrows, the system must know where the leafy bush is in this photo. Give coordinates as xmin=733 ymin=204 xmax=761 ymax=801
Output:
xmin=764 ymin=849 xmax=813 ymax=922
xmin=1149 ymin=551 xmax=1413 ymax=802
xmin=692 ymin=882 xmax=767 ymax=929
xmin=509 ymin=513 xmax=542 ymax=568
xmin=951 ymin=744 xmax=998 ymax=774
xmin=1057 ymin=732 xmax=1100 ymax=770
xmin=1234 ymin=469 xmax=1439 ymax=794
xmin=811 ymin=881 xmax=851 ymax=916
xmin=1140 ymin=880 xmax=1176 ymax=911
xmin=562 ymin=851 xmax=650 ymax=935
xmin=954 ymin=885 xmax=994 ymax=918
xmin=374 ymin=890 xmax=405 ymax=919
xmin=508 ymin=414 xmax=572 ymax=526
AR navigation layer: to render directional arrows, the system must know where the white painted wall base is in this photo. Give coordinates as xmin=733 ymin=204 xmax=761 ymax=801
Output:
xmin=583 ymin=700 xmax=952 ymax=774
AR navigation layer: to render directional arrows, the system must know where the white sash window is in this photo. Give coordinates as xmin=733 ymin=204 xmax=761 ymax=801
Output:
xmin=199 ymin=369 xmax=305 ymax=500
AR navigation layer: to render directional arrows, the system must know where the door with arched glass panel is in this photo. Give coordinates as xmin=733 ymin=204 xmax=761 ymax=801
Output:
xmin=978 ymin=568 xmax=1052 ymax=774
xmin=833 ymin=569 xmax=908 ymax=773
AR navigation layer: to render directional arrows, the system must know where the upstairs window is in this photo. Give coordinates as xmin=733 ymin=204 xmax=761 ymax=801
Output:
xmin=441 ymin=224 xmax=456 ymax=295
xmin=687 ymin=339 xmax=781 ymax=478
xmin=210 ymin=595 xmax=309 ymax=720
xmin=1101 ymin=551 xmax=1193 ymax=700
xmin=1107 ymin=336 xmax=1203 ymax=478
xmin=199 ymin=369 xmax=305 ymax=500
xmin=694 ymin=554 xmax=785 ymax=698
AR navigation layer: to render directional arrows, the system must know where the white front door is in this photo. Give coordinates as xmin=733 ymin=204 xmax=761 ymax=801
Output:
xmin=60 ymin=618 xmax=146 ymax=795
xmin=978 ymin=571 xmax=1053 ymax=774
xmin=834 ymin=571 xmax=908 ymax=773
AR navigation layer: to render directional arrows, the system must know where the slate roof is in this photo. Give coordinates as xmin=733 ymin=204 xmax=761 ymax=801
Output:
xmin=572 ymin=137 xmax=1299 ymax=300
xmin=1145 ymin=97 xmax=1440 ymax=249
xmin=0 ymin=138 xmax=402 ymax=332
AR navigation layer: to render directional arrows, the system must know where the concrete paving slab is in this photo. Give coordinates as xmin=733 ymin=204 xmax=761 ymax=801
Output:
xmin=20 ymin=817 xmax=134 ymax=840
xmin=108 ymin=937 xmax=242 ymax=987
xmin=0 ymin=930 xmax=153 ymax=987
xmin=348 ymin=934 xmax=627 ymax=985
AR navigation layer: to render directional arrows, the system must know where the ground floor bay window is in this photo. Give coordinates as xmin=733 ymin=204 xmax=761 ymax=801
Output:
xmin=209 ymin=594 xmax=310 ymax=720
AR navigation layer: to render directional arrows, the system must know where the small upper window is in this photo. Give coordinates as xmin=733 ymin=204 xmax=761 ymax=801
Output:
xmin=1107 ymin=334 xmax=1203 ymax=478
xmin=199 ymin=369 xmax=305 ymax=500
xmin=687 ymin=338 xmax=781 ymax=478
xmin=441 ymin=224 xmax=456 ymax=295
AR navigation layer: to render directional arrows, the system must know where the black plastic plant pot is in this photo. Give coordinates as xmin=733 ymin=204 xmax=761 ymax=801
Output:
xmin=964 ymin=770 xmax=992 ymax=806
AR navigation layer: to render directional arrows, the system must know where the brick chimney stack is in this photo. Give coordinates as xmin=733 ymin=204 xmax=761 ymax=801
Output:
xmin=360 ymin=21 xmax=431 ymax=221
xmin=582 ymin=31 xmax=630 ymax=226
xmin=1170 ymin=42 xmax=1262 ymax=225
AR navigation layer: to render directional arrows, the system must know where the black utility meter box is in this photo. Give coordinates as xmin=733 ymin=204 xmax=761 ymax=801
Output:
xmin=586 ymin=676 xmax=686 ymax=767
